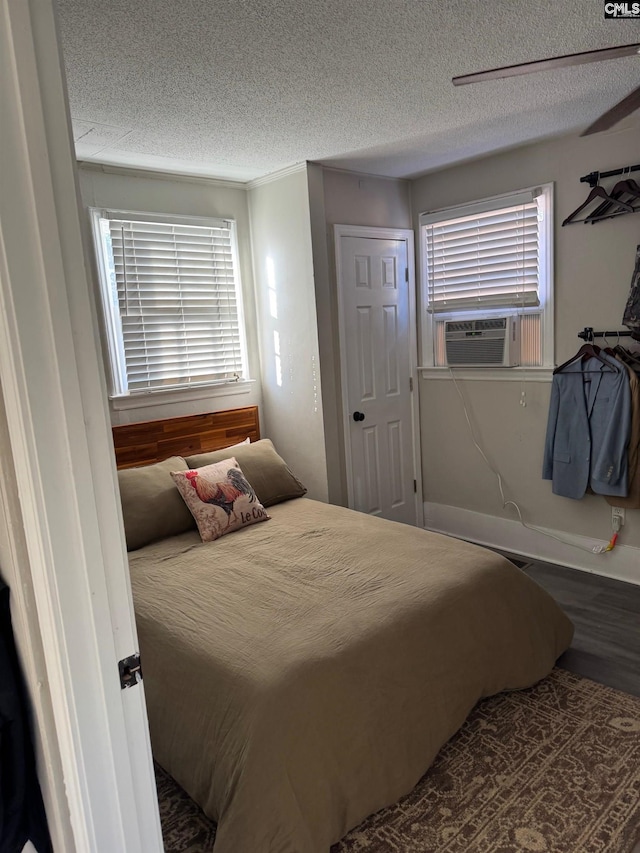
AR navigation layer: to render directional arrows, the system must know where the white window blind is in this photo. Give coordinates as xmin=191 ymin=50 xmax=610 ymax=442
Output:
xmin=424 ymin=199 xmax=540 ymax=313
xmin=96 ymin=214 xmax=245 ymax=394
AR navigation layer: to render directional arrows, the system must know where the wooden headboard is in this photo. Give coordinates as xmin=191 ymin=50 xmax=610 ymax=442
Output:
xmin=112 ymin=406 xmax=260 ymax=469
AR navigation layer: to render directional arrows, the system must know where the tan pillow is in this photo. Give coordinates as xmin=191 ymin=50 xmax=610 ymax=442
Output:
xmin=186 ymin=438 xmax=306 ymax=507
xmin=171 ymin=458 xmax=269 ymax=542
xmin=117 ymin=456 xmax=196 ymax=551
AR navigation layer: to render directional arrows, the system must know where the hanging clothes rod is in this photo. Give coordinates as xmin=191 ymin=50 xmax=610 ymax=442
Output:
xmin=580 ymin=164 xmax=640 ymax=188
xmin=578 ymin=326 xmax=634 ymax=341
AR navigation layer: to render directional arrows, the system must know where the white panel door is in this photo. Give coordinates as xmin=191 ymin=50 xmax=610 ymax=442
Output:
xmin=339 ymin=234 xmax=417 ymax=524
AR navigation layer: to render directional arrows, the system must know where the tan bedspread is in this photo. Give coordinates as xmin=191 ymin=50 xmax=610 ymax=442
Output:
xmin=129 ymin=498 xmax=573 ymax=853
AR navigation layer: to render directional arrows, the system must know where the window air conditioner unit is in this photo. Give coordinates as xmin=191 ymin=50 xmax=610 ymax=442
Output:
xmin=444 ymin=316 xmax=520 ymax=367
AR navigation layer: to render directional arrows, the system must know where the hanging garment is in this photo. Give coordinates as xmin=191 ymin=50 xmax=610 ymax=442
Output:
xmin=622 ymin=243 xmax=640 ymax=341
xmin=0 ymin=578 xmax=52 ymax=853
xmin=605 ymin=357 xmax=640 ymax=509
xmin=543 ymin=353 xmax=631 ymax=499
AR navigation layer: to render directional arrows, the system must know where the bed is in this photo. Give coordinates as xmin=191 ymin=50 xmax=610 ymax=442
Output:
xmin=114 ymin=407 xmax=574 ymax=853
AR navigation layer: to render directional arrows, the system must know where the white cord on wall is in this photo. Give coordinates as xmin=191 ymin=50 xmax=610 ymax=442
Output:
xmin=448 ymin=368 xmax=612 ymax=555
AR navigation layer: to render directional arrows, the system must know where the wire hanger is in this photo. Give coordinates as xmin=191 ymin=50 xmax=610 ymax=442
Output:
xmin=561 ymin=181 xmax=634 ymax=226
xmin=601 ymin=332 xmax=616 ymax=357
xmin=614 ymin=332 xmax=640 ymax=371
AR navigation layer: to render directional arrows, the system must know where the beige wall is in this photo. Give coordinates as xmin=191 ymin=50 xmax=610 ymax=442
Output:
xmin=77 ymin=165 xmax=262 ymax=425
xmin=412 ymin=118 xmax=640 ymax=548
xmin=248 ymin=168 xmax=328 ymax=501
xmin=321 ymin=168 xmax=412 ymax=230
xmin=309 ymin=166 xmax=413 ymax=504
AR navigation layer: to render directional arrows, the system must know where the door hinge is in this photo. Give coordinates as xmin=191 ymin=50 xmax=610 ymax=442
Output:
xmin=405 ymin=267 xmax=409 ymax=282
xmin=118 ymin=653 xmax=142 ymax=689
xmin=414 ymin=479 xmax=417 ymax=493
xmin=409 ymin=376 xmax=413 ymax=392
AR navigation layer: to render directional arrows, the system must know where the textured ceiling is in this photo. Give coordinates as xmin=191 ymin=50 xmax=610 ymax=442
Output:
xmin=56 ymin=0 xmax=640 ymax=182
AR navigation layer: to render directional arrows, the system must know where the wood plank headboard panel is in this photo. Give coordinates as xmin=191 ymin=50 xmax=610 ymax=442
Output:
xmin=112 ymin=406 xmax=260 ymax=469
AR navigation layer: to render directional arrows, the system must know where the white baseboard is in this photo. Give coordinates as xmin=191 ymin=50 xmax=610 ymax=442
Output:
xmin=424 ymin=502 xmax=640 ymax=586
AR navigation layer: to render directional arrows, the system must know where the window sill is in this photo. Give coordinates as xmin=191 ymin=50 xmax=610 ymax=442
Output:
xmin=419 ymin=367 xmax=553 ymax=382
xmin=110 ymin=380 xmax=256 ymax=410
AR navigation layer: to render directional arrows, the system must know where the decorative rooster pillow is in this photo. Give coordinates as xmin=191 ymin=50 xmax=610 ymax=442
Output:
xmin=171 ymin=457 xmax=269 ymax=542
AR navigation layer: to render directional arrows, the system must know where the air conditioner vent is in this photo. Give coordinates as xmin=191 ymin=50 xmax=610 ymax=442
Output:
xmin=444 ymin=315 xmax=520 ymax=367
xmin=446 ymin=320 xmax=474 ymax=333
xmin=475 ymin=318 xmax=507 ymax=331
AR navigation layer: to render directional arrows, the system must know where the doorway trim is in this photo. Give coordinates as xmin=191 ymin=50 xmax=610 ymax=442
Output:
xmin=334 ymin=224 xmax=423 ymax=526
xmin=0 ymin=0 xmax=163 ymax=849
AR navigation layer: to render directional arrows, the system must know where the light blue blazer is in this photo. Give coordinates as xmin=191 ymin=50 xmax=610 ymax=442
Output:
xmin=543 ymin=353 xmax=631 ymax=499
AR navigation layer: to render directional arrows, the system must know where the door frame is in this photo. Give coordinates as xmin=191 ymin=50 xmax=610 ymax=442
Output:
xmin=334 ymin=224 xmax=423 ymax=526
xmin=0 ymin=0 xmax=163 ymax=849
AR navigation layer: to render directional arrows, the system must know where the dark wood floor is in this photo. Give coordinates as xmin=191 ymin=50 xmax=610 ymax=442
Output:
xmin=505 ymin=557 xmax=640 ymax=697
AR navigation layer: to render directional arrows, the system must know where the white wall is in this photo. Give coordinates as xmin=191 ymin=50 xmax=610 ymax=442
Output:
xmin=248 ymin=167 xmax=328 ymax=501
xmin=306 ymin=164 xmax=342 ymax=504
xmin=321 ymin=168 xmax=412 ymax=230
xmin=411 ymin=118 xmax=640 ymax=556
xmin=308 ymin=166 xmax=413 ymax=504
xmin=77 ymin=165 xmax=262 ymax=425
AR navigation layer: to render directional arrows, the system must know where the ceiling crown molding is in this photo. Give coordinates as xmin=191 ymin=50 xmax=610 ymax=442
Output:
xmin=76 ymin=160 xmax=248 ymax=190
xmin=246 ymin=162 xmax=307 ymax=189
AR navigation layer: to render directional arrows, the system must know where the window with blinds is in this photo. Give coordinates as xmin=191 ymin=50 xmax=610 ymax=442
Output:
xmin=424 ymin=199 xmax=540 ymax=313
xmin=92 ymin=211 xmax=246 ymax=396
xmin=419 ymin=185 xmax=553 ymax=370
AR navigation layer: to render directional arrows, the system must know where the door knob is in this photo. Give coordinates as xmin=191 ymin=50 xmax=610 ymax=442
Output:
xmin=352 ymin=411 xmax=365 ymax=422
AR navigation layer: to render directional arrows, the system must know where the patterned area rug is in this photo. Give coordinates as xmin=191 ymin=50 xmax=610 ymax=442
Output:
xmin=155 ymin=669 xmax=640 ymax=853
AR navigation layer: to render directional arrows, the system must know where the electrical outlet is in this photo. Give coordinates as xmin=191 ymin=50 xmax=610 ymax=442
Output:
xmin=611 ymin=506 xmax=626 ymax=527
